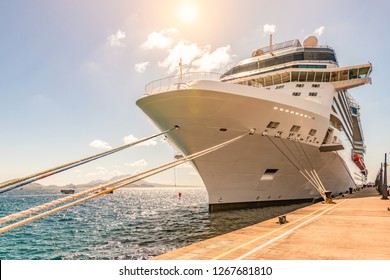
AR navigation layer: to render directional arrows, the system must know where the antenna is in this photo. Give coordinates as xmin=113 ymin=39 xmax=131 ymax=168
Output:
xmin=269 ymin=33 xmax=273 ymax=55
xmin=179 ymin=57 xmax=183 ymax=83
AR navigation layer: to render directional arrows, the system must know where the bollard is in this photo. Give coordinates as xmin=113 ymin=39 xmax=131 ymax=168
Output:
xmin=379 ymin=185 xmax=389 ymax=200
xmin=278 ymin=215 xmax=287 ymax=224
xmin=324 ymin=191 xmax=333 ymax=204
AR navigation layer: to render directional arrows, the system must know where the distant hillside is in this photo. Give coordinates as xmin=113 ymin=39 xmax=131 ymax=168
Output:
xmin=22 ymin=174 xmax=203 ymax=190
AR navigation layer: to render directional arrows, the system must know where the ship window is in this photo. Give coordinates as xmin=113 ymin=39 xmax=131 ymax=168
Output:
xmin=307 ymin=72 xmax=315 ymax=81
xmin=312 ymin=84 xmax=320 ymax=88
xmin=290 ymin=125 xmax=301 ymax=132
xmin=291 ymin=72 xmax=299 ymax=82
xmin=276 ymin=85 xmax=284 ymax=89
xmin=309 ymin=129 xmax=317 ymax=136
xmin=294 ymin=53 xmax=304 ymax=60
xmin=323 ymin=73 xmax=330 ymax=82
xmin=309 ymin=92 xmax=318 ymax=96
xmin=267 ymin=121 xmax=280 ymax=129
xmin=292 ymin=92 xmax=301 ymax=96
xmin=296 ymin=84 xmax=304 ymax=88
xmin=296 ymin=65 xmax=327 ymax=69
xmin=220 ymin=48 xmax=337 ymax=79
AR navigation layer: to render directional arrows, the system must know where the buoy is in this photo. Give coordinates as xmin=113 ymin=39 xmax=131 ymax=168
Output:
xmin=178 ymin=192 xmax=182 ymax=199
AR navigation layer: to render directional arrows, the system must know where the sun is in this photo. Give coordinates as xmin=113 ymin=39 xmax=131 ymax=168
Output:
xmin=177 ymin=2 xmax=198 ymax=23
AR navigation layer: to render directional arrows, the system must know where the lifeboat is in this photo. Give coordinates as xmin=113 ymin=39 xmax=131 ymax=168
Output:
xmin=353 ymin=154 xmax=368 ymax=174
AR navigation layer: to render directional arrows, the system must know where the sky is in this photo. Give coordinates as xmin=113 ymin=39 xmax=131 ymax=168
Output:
xmin=0 ymin=0 xmax=389 ymax=187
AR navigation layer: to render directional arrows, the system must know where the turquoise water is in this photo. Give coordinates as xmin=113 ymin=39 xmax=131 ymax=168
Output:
xmin=0 ymin=187 xmax=308 ymax=260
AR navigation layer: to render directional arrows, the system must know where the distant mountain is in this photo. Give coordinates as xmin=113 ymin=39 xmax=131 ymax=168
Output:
xmin=76 ymin=175 xmax=154 ymax=189
xmin=15 ymin=174 xmax=203 ymax=190
xmin=21 ymin=183 xmax=45 ymax=189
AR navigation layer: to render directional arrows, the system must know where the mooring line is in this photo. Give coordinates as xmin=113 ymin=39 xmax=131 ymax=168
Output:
xmin=0 ymin=130 xmax=252 ymax=234
xmin=265 ymin=135 xmax=326 ymax=200
xmin=0 ymin=126 xmax=178 ymax=194
xmin=0 ymin=130 xmax=247 ymax=225
xmin=279 ymin=137 xmax=305 ymax=171
xmin=265 ymin=135 xmax=300 ymax=171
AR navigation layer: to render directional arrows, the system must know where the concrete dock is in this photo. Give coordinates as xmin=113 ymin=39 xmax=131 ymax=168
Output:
xmin=154 ymin=188 xmax=390 ymax=260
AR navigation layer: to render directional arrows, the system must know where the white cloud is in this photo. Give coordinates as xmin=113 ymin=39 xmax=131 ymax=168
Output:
xmin=107 ymin=30 xmax=126 ymax=47
xmin=158 ymin=41 xmax=232 ymax=74
xmin=141 ymin=28 xmax=234 ymax=75
xmin=123 ymin=134 xmax=157 ymax=146
xmin=86 ymin=167 xmax=123 ymax=178
xmin=141 ymin=28 xmax=179 ymax=49
xmin=191 ymin=45 xmax=232 ymax=72
xmin=86 ymin=166 xmax=107 ymax=177
xmin=134 ymin=61 xmax=150 ymax=73
xmin=314 ymin=26 xmax=325 ymax=37
xmin=263 ymin=24 xmax=276 ymax=34
xmin=110 ymin=169 xmax=124 ymax=177
xmin=158 ymin=41 xmax=203 ymax=73
xmin=125 ymin=159 xmax=148 ymax=167
xmin=89 ymin=139 xmax=112 ymax=150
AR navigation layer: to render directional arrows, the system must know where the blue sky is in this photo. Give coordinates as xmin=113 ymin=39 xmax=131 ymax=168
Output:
xmin=0 ymin=0 xmax=389 ymax=187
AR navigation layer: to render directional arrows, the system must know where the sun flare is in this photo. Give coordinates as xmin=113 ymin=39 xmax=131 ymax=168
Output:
xmin=177 ymin=3 xmax=198 ymax=23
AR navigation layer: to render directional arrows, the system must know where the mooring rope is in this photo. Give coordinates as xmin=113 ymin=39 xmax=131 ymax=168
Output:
xmin=0 ymin=126 xmax=178 ymax=194
xmin=265 ymin=135 xmax=327 ymax=200
xmin=265 ymin=135 xmax=300 ymax=171
xmin=294 ymin=138 xmax=327 ymax=197
xmin=0 ymin=130 xmax=252 ymax=234
xmin=278 ymin=137 xmax=305 ymax=171
xmin=296 ymin=138 xmax=315 ymax=170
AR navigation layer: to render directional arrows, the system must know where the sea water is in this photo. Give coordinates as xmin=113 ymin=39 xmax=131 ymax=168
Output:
xmin=0 ymin=187 xmax=308 ymax=260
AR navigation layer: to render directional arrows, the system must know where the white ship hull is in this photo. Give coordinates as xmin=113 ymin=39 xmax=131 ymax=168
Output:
xmin=137 ymin=79 xmax=364 ymax=210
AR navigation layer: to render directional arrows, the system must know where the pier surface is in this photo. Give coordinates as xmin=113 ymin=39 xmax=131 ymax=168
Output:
xmin=154 ymin=188 xmax=390 ymax=260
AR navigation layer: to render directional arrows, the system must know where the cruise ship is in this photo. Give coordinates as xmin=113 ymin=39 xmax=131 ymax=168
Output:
xmin=136 ymin=35 xmax=372 ymax=211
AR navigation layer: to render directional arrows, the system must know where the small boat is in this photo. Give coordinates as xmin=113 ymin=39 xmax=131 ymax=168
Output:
xmin=61 ymin=189 xmax=75 ymax=194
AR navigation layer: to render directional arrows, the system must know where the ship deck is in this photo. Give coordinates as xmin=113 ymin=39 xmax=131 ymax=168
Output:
xmin=153 ymin=187 xmax=390 ymax=260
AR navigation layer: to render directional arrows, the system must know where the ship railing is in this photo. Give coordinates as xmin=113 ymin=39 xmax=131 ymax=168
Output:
xmin=144 ymin=72 xmax=221 ymax=95
xmin=331 ymin=77 xmax=372 ymax=91
xmin=231 ymin=79 xmax=263 ymax=88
